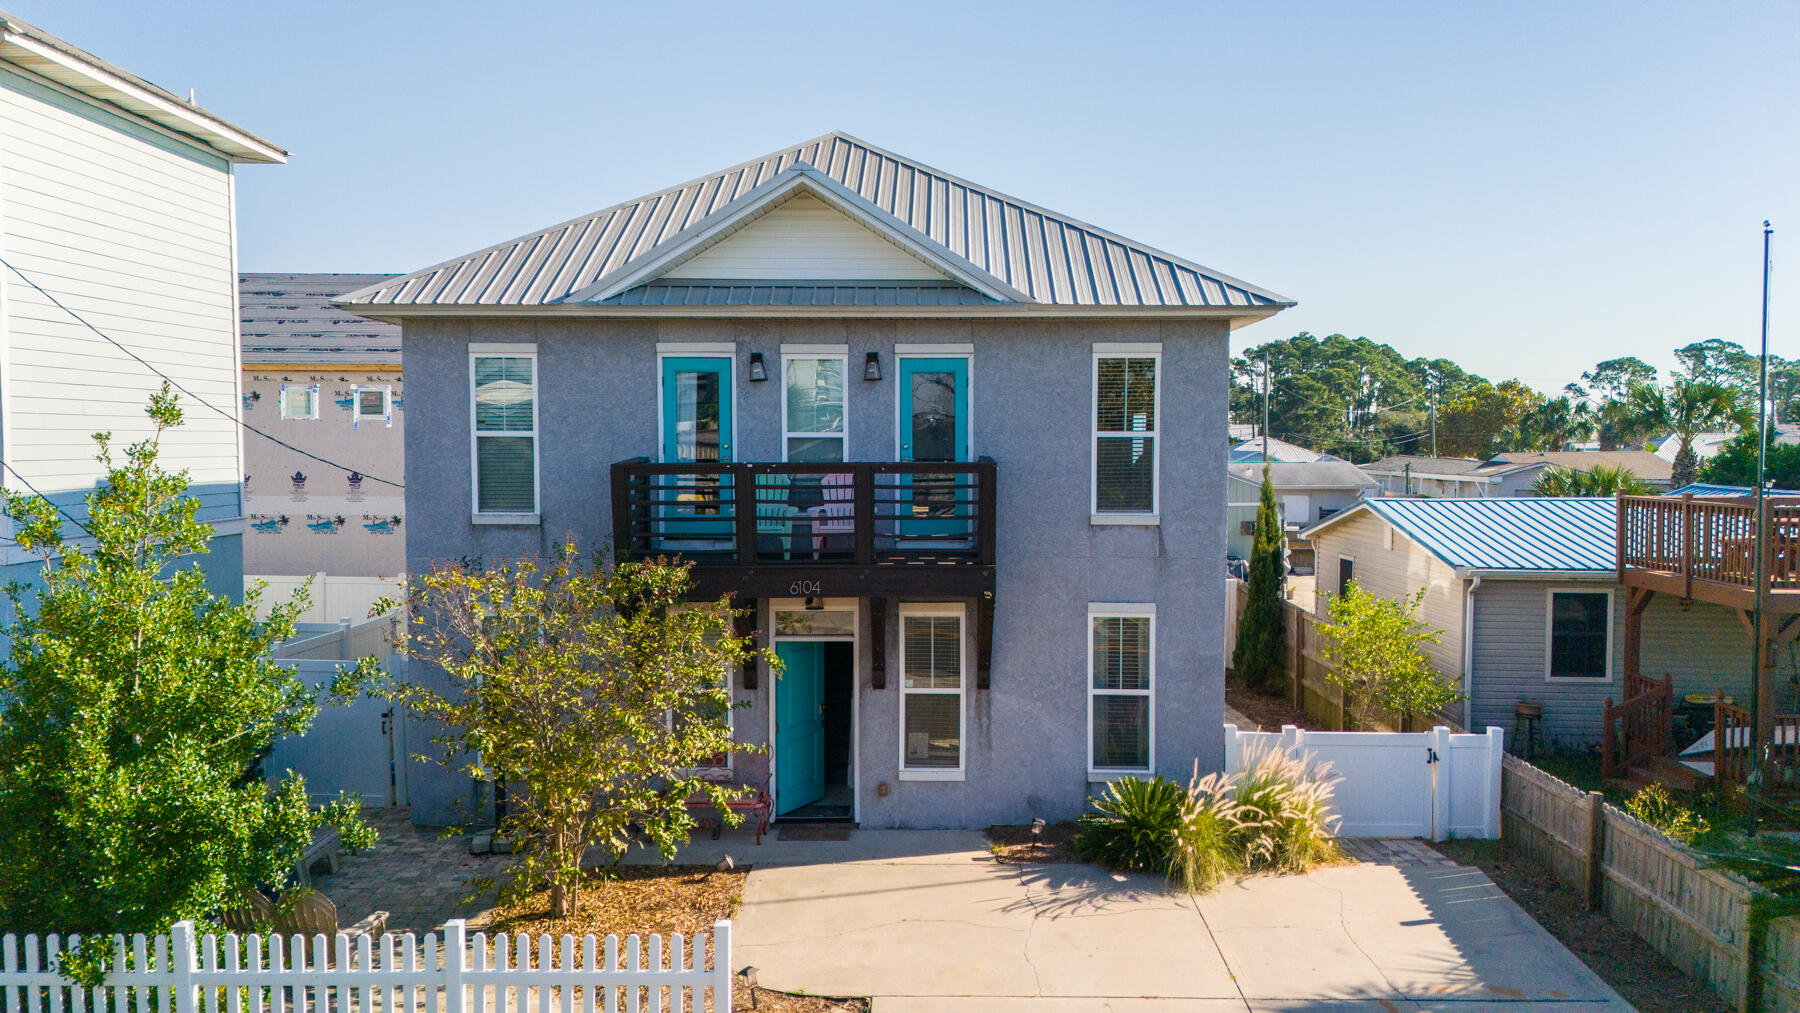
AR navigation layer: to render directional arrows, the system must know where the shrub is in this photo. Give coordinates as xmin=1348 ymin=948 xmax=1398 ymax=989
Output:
xmin=1230 ymin=746 xmax=1343 ymax=873
xmin=1073 ymin=775 xmax=1185 ymax=875
xmin=1623 ymin=783 xmax=1710 ymax=845
xmin=1174 ymin=770 xmax=1247 ymax=893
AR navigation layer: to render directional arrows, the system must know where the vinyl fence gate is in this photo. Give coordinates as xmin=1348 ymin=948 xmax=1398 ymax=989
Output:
xmin=0 ymin=919 xmax=732 ymax=1013
xmin=1225 ymin=723 xmax=1505 ymax=840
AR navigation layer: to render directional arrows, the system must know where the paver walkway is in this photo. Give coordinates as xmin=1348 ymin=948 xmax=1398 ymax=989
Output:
xmin=730 ymin=830 xmax=1634 ymax=1012
xmin=311 ymin=807 xmax=499 ymax=935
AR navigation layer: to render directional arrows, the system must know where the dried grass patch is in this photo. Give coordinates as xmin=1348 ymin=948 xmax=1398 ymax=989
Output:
xmin=474 ymin=864 xmax=748 ymax=939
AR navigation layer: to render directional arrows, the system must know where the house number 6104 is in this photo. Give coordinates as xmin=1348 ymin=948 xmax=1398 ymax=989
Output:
xmin=789 ymin=579 xmax=823 ymax=596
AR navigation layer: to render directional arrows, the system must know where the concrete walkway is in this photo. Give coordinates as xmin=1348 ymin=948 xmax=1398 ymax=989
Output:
xmin=728 ymin=830 xmax=1633 ymax=1012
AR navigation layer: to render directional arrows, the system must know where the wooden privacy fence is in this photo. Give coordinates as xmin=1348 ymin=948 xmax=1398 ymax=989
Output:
xmin=0 ymin=919 xmax=732 ymax=1013
xmin=1500 ymin=755 xmax=1800 ymax=1011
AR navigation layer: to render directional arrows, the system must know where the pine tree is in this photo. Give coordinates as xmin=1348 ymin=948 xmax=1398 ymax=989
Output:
xmin=1670 ymin=443 xmax=1699 ymax=489
xmin=1232 ymin=464 xmax=1287 ymax=692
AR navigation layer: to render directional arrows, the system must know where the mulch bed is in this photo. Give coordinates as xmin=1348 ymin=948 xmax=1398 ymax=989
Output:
xmin=1225 ymin=670 xmax=1317 ymax=731
xmin=985 ymin=821 xmax=1080 ymax=864
xmin=1432 ymin=839 xmax=1732 ymax=1013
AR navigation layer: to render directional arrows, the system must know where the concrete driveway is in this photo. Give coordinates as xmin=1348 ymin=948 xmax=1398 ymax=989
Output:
xmin=716 ymin=831 xmax=1632 ymax=1012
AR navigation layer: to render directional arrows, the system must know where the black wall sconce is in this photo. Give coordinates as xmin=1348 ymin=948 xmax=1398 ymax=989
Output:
xmin=748 ymin=352 xmax=768 ymax=382
xmin=863 ymin=351 xmax=882 ymax=381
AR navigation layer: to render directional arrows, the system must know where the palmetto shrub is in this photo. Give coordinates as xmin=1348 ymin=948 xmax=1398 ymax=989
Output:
xmin=1074 ymin=775 xmax=1186 ymax=875
xmin=1076 ymin=751 xmax=1342 ymax=892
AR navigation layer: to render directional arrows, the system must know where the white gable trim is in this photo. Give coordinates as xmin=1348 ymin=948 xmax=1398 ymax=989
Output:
xmin=558 ymin=165 xmax=1030 ymax=306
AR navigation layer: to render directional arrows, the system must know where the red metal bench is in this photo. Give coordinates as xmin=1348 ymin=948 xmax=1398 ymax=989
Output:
xmin=685 ymin=766 xmax=771 ymax=844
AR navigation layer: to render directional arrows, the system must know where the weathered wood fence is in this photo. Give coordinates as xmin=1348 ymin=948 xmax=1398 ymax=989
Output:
xmin=1227 ymin=578 xmax=1452 ymax=734
xmin=0 ymin=919 xmax=732 ymax=1013
xmin=1500 ymin=755 xmax=1799 ymax=1011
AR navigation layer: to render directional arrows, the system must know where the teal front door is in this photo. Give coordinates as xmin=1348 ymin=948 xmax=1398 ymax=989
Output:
xmin=658 ymin=357 xmax=734 ymax=545
xmin=897 ymin=357 xmax=970 ymax=539
xmin=775 ymin=641 xmax=826 ymax=814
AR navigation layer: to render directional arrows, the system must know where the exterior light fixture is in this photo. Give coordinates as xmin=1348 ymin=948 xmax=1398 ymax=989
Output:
xmin=748 ymin=352 xmax=768 ymax=382
xmin=739 ymin=966 xmax=760 ymax=1007
xmin=863 ymin=351 xmax=882 ymax=381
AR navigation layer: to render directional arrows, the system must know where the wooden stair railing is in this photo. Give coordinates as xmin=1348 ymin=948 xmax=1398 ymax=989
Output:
xmin=1601 ymin=673 xmax=1674 ymax=780
xmin=1713 ymin=698 xmax=1800 ymax=794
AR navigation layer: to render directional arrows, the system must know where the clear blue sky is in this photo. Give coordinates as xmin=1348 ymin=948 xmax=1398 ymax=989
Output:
xmin=27 ymin=0 xmax=1798 ymax=394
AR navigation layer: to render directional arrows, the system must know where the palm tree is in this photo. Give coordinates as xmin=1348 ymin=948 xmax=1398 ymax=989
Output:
xmin=1624 ymin=380 xmax=1753 ymax=487
xmin=1532 ymin=464 xmax=1654 ymax=497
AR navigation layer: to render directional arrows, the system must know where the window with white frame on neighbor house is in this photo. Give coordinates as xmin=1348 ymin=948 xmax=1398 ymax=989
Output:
xmin=1090 ymin=607 xmax=1154 ymax=774
xmin=784 ymin=354 xmax=846 ymax=461
xmin=1546 ymin=590 xmax=1610 ymax=680
xmin=353 ymin=385 xmax=391 ymax=423
xmin=279 ymin=384 xmax=319 ymax=420
xmin=471 ymin=353 xmax=537 ymax=515
xmin=1093 ymin=351 xmax=1159 ymax=517
xmin=900 ymin=605 xmax=964 ymax=776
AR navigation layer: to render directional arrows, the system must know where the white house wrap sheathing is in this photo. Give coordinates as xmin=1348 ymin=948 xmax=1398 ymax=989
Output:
xmin=1224 ymin=723 xmax=1504 ymax=840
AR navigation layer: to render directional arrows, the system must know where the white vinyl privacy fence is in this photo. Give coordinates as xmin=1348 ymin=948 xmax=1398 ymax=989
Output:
xmin=0 ymin=919 xmax=730 ymax=1013
xmin=1225 ymin=723 xmax=1504 ymax=840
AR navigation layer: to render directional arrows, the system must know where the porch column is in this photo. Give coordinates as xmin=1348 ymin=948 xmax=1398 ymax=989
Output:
xmin=1623 ymin=587 xmax=1652 ymax=686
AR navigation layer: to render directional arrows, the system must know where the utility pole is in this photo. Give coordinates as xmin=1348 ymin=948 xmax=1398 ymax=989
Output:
xmin=1260 ymin=349 xmax=1274 ymax=460
xmin=1430 ymin=381 xmax=1438 ymax=458
xmin=1750 ymin=220 xmax=1773 ymax=815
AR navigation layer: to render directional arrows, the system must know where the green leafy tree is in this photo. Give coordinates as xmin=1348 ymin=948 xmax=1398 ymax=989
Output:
xmin=1232 ymin=465 xmax=1286 ymax=692
xmin=1531 ymin=463 xmax=1653 ymax=497
xmin=1435 ymin=379 xmax=1543 ymax=458
xmin=1577 ymin=357 xmax=1659 ymax=401
xmin=1319 ymin=581 xmax=1462 ymax=726
xmin=1624 ymin=379 xmax=1752 ymax=488
xmin=1699 ymin=427 xmax=1800 ymax=489
xmin=0 ymin=385 xmax=371 ymax=944
xmin=367 ymin=542 xmax=773 ymax=918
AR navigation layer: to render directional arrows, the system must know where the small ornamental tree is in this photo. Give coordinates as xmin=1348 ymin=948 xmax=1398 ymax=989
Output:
xmin=366 ymin=542 xmax=775 ymax=918
xmin=0 ymin=385 xmax=371 ymax=945
xmin=1319 ymin=581 xmax=1462 ymax=727
xmin=1233 ymin=464 xmax=1287 ymax=692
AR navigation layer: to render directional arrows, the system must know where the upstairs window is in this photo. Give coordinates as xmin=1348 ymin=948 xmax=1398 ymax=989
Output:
xmin=280 ymin=384 xmax=319 ymax=420
xmin=353 ymin=385 xmax=392 ymax=427
xmin=1093 ymin=350 xmax=1159 ymax=518
xmin=471 ymin=351 xmax=538 ymax=516
xmin=1546 ymin=590 xmax=1611 ymax=680
xmin=783 ymin=354 xmax=846 ymax=462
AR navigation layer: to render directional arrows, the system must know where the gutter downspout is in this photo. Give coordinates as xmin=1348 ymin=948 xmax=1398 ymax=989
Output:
xmin=1462 ymin=574 xmax=1482 ymax=730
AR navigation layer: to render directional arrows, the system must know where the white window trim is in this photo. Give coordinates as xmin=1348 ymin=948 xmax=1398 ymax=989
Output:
xmin=1090 ymin=345 xmax=1161 ymax=524
xmin=780 ymin=350 xmax=850 ymax=462
xmin=279 ymin=383 xmax=320 ymax=420
xmin=892 ymin=350 xmax=974 ymax=462
xmin=1543 ymin=586 xmax=1614 ymax=683
xmin=898 ymin=602 xmax=967 ymax=781
xmin=352 ymin=384 xmax=393 ymax=425
xmin=469 ymin=348 xmax=540 ymax=524
xmin=1088 ymin=603 xmax=1156 ymax=780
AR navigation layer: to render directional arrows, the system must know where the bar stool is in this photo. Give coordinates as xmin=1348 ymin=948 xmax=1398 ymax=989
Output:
xmin=1513 ymin=699 xmax=1543 ymax=759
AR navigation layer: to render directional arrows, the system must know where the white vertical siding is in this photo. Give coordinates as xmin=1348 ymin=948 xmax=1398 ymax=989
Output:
xmin=664 ymin=194 xmax=948 ymax=280
xmin=1310 ymin=510 xmax=1466 ymax=679
xmin=0 ymin=65 xmax=240 ymax=523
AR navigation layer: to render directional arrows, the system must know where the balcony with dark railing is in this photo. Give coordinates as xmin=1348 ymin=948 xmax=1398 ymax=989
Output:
xmin=610 ymin=459 xmax=996 ymax=598
xmin=1615 ymin=493 xmax=1800 ymax=611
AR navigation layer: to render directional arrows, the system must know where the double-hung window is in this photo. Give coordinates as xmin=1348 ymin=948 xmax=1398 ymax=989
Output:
xmin=1089 ymin=605 xmax=1154 ymax=776
xmin=470 ymin=348 xmax=538 ymax=518
xmin=1092 ymin=347 xmax=1160 ymax=520
xmin=353 ymin=384 xmax=392 ymax=427
xmin=783 ymin=350 xmax=847 ymax=462
xmin=899 ymin=603 xmax=965 ymax=779
xmin=1546 ymin=589 xmax=1611 ymax=681
xmin=280 ymin=383 xmax=319 ymax=420
xmin=669 ymin=626 xmax=733 ymax=772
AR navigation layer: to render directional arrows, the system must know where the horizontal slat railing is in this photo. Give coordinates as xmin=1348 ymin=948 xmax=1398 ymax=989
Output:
xmin=611 ymin=458 xmax=995 ymax=568
xmin=1618 ymin=493 xmax=1800 ymax=592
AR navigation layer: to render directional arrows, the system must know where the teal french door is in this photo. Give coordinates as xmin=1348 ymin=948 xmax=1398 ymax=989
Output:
xmin=897 ymin=357 xmax=969 ymax=539
xmin=774 ymin=641 xmax=826 ymax=814
xmin=658 ymin=357 xmax=734 ymax=544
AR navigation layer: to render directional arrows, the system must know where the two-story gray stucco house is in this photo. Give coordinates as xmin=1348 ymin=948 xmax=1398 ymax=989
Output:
xmin=339 ymin=132 xmax=1292 ymax=828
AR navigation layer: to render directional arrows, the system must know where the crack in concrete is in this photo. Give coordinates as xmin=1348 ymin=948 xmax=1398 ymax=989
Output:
xmin=1314 ymin=874 xmax=1408 ymax=1003
xmin=1007 ymin=864 xmax=1048 ymax=997
xmin=1185 ymin=892 xmax=1253 ymax=1013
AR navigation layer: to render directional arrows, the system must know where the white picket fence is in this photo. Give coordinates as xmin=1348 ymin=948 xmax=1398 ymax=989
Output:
xmin=1224 ymin=723 xmax=1505 ymax=841
xmin=0 ymin=919 xmax=731 ymax=1013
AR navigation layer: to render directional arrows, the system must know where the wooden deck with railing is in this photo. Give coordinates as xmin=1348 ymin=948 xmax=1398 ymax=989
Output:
xmin=1615 ymin=493 xmax=1800 ymax=610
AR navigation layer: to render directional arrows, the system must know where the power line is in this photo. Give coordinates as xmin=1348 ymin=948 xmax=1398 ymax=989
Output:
xmin=0 ymin=459 xmax=95 ymax=539
xmin=0 ymin=257 xmax=404 ymax=489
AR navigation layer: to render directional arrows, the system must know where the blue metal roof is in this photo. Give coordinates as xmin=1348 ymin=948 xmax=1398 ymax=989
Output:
xmin=1666 ymin=482 xmax=1800 ymax=497
xmin=1344 ymin=497 xmax=1619 ymax=572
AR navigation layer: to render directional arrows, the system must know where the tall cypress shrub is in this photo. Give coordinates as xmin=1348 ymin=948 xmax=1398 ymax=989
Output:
xmin=1232 ymin=464 xmax=1287 ymax=691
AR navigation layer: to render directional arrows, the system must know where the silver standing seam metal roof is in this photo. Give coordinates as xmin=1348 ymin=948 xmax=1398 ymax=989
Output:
xmin=1303 ymin=497 xmax=1620 ymax=573
xmin=337 ymin=131 xmax=1292 ymax=314
xmin=240 ymin=273 xmax=402 ymax=365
